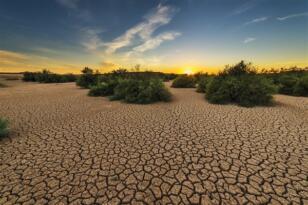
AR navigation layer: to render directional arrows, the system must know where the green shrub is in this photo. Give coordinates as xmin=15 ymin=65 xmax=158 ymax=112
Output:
xmin=277 ymin=75 xmax=299 ymax=95
xmin=109 ymin=79 xmax=131 ymax=101
xmin=196 ymin=77 xmax=212 ymax=93
xmin=294 ymin=75 xmax=308 ymax=96
xmin=171 ymin=75 xmax=195 ymax=88
xmin=22 ymin=70 xmax=76 ymax=83
xmin=76 ymin=67 xmax=98 ymax=88
xmin=88 ymin=83 xmax=109 ymax=96
xmin=23 ymin=71 xmax=37 ymax=81
xmin=61 ymin=74 xmax=76 ymax=82
xmin=220 ymin=60 xmax=256 ymax=76
xmin=236 ymin=76 xmax=277 ymax=107
xmin=163 ymin=73 xmax=178 ymax=81
xmin=194 ymin=72 xmax=209 ymax=82
xmin=260 ymin=67 xmax=308 ymax=97
xmin=110 ymin=78 xmax=171 ymax=104
xmin=206 ymin=61 xmax=277 ymax=107
xmin=206 ymin=77 xmax=235 ymax=104
xmin=88 ymin=80 xmax=118 ymax=97
xmin=0 ymin=118 xmax=9 ymax=137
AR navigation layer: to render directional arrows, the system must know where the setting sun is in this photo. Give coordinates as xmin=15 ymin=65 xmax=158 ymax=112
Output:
xmin=183 ymin=68 xmax=194 ymax=75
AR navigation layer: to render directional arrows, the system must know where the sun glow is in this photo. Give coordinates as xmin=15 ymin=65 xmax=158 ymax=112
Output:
xmin=183 ymin=68 xmax=194 ymax=75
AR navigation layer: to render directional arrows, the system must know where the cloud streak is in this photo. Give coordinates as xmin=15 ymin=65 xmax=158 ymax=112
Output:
xmin=232 ymin=0 xmax=257 ymax=15
xmin=244 ymin=17 xmax=268 ymax=25
xmin=133 ymin=32 xmax=181 ymax=52
xmin=277 ymin=12 xmax=308 ymax=21
xmin=81 ymin=29 xmax=104 ymax=52
xmin=105 ymin=4 xmax=178 ymax=54
xmin=0 ymin=50 xmax=28 ymax=62
xmin=243 ymin=37 xmax=256 ymax=44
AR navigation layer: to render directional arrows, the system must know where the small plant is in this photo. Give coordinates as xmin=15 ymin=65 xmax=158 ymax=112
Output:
xmin=110 ymin=78 xmax=171 ymax=104
xmin=206 ymin=61 xmax=277 ymax=107
xmin=260 ymin=66 xmax=308 ymax=97
xmin=0 ymin=118 xmax=9 ymax=137
xmin=171 ymin=75 xmax=195 ymax=88
xmin=88 ymin=80 xmax=118 ymax=97
xmin=294 ymin=75 xmax=308 ymax=96
xmin=23 ymin=70 xmax=76 ymax=83
xmin=23 ymin=71 xmax=37 ymax=82
xmin=196 ymin=77 xmax=212 ymax=93
xmin=277 ymin=75 xmax=299 ymax=95
xmin=220 ymin=60 xmax=256 ymax=76
xmin=76 ymin=67 xmax=98 ymax=88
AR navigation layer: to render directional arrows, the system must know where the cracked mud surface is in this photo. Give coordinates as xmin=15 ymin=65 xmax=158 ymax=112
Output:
xmin=0 ymin=81 xmax=307 ymax=205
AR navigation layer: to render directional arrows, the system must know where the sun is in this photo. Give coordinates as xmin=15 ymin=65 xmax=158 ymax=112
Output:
xmin=183 ymin=68 xmax=193 ymax=75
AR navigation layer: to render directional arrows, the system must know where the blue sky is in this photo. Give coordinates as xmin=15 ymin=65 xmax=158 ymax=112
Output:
xmin=0 ymin=0 xmax=307 ymax=73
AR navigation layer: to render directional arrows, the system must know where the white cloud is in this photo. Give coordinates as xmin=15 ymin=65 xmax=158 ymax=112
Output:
xmin=133 ymin=32 xmax=181 ymax=52
xmin=56 ymin=0 xmax=79 ymax=10
xmin=81 ymin=29 xmax=104 ymax=51
xmin=232 ymin=0 xmax=256 ymax=15
xmin=105 ymin=4 xmax=178 ymax=54
xmin=243 ymin=37 xmax=256 ymax=44
xmin=244 ymin=17 xmax=268 ymax=25
xmin=277 ymin=12 xmax=308 ymax=21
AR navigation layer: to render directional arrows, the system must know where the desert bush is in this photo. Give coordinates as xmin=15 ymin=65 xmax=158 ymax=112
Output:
xmin=162 ymin=73 xmax=178 ymax=81
xmin=171 ymin=75 xmax=195 ymax=88
xmin=110 ymin=78 xmax=171 ymax=104
xmin=88 ymin=79 xmax=118 ymax=97
xmin=23 ymin=72 xmax=37 ymax=82
xmin=0 ymin=118 xmax=9 ymax=137
xmin=61 ymin=74 xmax=77 ymax=82
xmin=76 ymin=67 xmax=98 ymax=88
xmin=277 ymin=75 xmax=299 ymax=95
xmin=220 ymin=60 xmax=256 ymax=76
xmin=206 ymin=77 xmax=236 ymax=104
xmin=206 ymin=61 xmax=277 ymax=107
xmin=294 ymin=75 xmax=308 ymax=96
xmin=235 ymin=76 xmax=277 ymax=107
xmin=23 ymin=70 xmax=76 ymax=83
xmin=194 ymin=72 xmax=209 ymax=82
xmin=260 ymin=66 xmax=308 ymax=97
xmin=196 ymin=77 xmax=213 ymax=93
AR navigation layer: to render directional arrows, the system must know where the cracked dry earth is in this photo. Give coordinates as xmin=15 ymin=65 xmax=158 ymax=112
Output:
xmin=0 ymin=81 xmax=308 ymax=205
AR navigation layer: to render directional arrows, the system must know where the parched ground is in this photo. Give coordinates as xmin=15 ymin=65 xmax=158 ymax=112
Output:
xmin=0 ymin=80 xmax=307 ymax=205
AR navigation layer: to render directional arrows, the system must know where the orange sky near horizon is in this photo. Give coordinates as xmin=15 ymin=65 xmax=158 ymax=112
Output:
xmin=0 ymin=49 xmax=307 ymax=74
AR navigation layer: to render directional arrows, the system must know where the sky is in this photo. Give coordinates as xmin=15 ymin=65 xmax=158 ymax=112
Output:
xmin=0 ymin=0 xmax=307 ymax=74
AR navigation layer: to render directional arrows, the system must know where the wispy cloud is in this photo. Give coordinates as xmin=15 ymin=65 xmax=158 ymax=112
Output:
xmin=81 ymin=29 xmax=104 ymax=52
xmin=105 ymin=4 xmax=178 ymax=54
xmin=133 ymin=32 xmax=181 ymax=52
xmin=232 ymin=0 xmax=257 ymax=15
xmin=277 ymin=12 xmax=308 ymax=21
xmin=243 ymin=37 xmax=256 ymax=44
xmin=0 ymin=50 xmax=28 ymax=61
xmin=244 ymin=17 xmax=268 ymax=25
xmin=56 ymin=0 xmax=79 ymax=10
